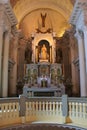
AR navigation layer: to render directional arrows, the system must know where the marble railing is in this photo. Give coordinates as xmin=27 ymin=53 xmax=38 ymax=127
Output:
xmin=0 ymin=95 xmax=87 ymax=129
xmin=0 ymin=98 xmax=21 ymax=126
xmin=25 ymin=97 xmax=62 ymax=123
xmin=68 ymin=98 xmax=87 ymax=126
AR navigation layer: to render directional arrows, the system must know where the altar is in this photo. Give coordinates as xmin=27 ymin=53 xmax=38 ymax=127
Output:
xmin=23 ymin=31 xmax=65 ymax=97
xmin=23 ymin=86 xmax=65 ymax=97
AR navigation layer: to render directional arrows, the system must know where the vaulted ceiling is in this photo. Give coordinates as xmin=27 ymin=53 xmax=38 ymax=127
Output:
xmin=10 ymin=0 xmax=75 ymax=38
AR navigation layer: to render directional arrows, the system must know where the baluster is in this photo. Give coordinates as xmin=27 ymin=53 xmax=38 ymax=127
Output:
xmin=9 ymin=103 xmax=12 ymax=118
xmin=79 ymin=103 xmax=82 ymax=118
xmin=32 ymin=102 xmax=35 ymax=111
xmin=39 ymin=101 xmax=41 ymax=111
xmin=39 ymin=101 xmax=41 ymax=116
xmin=15 ymin=102 xmax=19 ymax=117
xmin=11 ymin=103 xmax=13 ymax=117
xmin=49 ymin=102 xmax=51 ymax=115
xmin=46 ymin=102 xmax=48 ymax=111
xmin=28 ymin=102 xmax=30 ymax=115
xmin=69 ymin=102 xmax=72 ymax=117
xmin=29 ymin=102 xmax=32 ymax=115
xmin=72 ymin=102 xmax=75 ymax=117
xmin=26 ymin=102 xmax=28 ymax=115
xmin=83 ymin=103 xmax=86 ymax=119
xmin=4 ymin=104 xmax=7 ymax=118
xmin=58 ymin=102 xmax=60 ymax=115
xmin=85 ymin=103 xmax=87 ymax=119
xmin=42 ymin=101 xmax=45 ymax=111
xmin=46 ymin=102 xmax=48 ymax=115
xmin=5 ymin=103 xmax=8 ymax=119
xmin=29 ymin=102 xmax=32 ymax=110
xmin=53 ymin=102 xmax=55 ymax=111
xmin=76 ymin=102 xmax=78 ymax=118
xmin=36 ymin=101 xmax=38 ymax=115
xmin=36 ymin=101 xmax=38 ymax=110
xmin=13 ymin=102 xmax=15 ymax=118
xmin=74 ymin=102 xmax=76 ymax=117
xmin=56 ymin=102 xmax=58 ymax=115
xmin=53 ymin=102 xmax=55 ymax=115
xmin=59 ymin=102 xmax=62 ymax=116
xmin=1 ymin=103 xmax=4 ymax=119
xmin=0 ymin=104 xmax=2 ymax=118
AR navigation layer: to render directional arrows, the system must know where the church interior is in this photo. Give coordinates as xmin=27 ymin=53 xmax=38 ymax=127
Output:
xmin=0 ymin=0 xmax=87 ymax=129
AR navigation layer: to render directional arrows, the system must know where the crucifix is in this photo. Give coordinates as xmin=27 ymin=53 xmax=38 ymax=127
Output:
xmin=41 ymin=13 xmax=47 ymax=27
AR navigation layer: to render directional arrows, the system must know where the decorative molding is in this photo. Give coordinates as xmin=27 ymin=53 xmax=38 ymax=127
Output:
xmin=36 ymin=28 xmax=52 ymax=34
xmin=73 ymin=57 xmax=79 ymax=67
xmin=70 ymin=0 xmax=87 ymax=26
xmin=75 ymin=29 xmax=83 ymax=40
xmin=0 ymin=0 xmax=18 ymax=26
xmin=70 ymin=0 xmax=82 ymax=25
xmin=8 ymin=59 xmax=15 ymax=71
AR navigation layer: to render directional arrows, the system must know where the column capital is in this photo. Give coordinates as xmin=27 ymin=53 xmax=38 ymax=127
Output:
xmin=82 ymin=25 xmax=87 ymax=32
xmin=75 ymin=29 xmax=83 ymax=40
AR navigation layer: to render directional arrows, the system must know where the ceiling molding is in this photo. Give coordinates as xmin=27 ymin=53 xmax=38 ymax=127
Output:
xmin=0 ymin=0 xmax=18 ymax=26
xmin=12 ymin=0 xmax=73 ymax=25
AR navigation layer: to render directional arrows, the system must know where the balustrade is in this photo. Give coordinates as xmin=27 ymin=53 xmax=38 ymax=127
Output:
xmin=0 ymin=98 xmax=20 ymax=126
xmin=25 ymin=98 xmax=62 ymax=123
xmin=68 ymin=98 xmax=87 ymax=126
xmin=0 ymin=96 xmax=87 ymax=129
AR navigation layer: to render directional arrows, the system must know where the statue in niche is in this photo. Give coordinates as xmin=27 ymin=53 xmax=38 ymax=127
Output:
xmin=39 ymin=44 xmax=49 ymax=60
xmin=57 ymin=48 xmax=62 ymax=63
xmin=25 ymin=47 xmax=32 ymax=63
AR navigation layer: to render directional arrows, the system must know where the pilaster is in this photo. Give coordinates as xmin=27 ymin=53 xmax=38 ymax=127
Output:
xmin=82 ymin=26 xmax=87 ymax=95
xmin=75 ymin=30 xmax=86 ymax=96
xmin=9 ymin=32 xmax=19 ymax=96
xmin=0 ymin=4 xmax=5 ymax=97
xmin=2 ymin=31 xmax=10 ymax=97
xmin=0 ymin=26 xmax=4 ymax=97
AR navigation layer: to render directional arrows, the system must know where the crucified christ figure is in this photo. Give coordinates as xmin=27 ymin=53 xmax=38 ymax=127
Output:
xmin=41 ymin=13 xmax=47 ymax=27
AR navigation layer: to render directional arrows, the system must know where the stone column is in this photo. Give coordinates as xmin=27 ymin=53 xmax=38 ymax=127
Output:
xmin=83 ymin=26 xmax=87 ymax=73
xmin=0 ymin=5 xmax=4 ymax=97
xmin=0 ymin=25 xmax=4 ymax=97
xmin=83 ymin=26 xmax=87 ymax=96
xmin=9 ymin=33 xmax=19 ymax=96
xmin=2 ymin=31 xmax=10 ymax=97
xmin=75 ymin=30 xmax=86 ymax=96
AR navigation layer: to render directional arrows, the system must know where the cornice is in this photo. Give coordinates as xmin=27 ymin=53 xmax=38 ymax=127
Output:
xmin=0 ymin=0 xmax=18 ymax=26
xmin=70 ymin=0 xmax=82 ymax=25
xmin=70 ymin=0 xmax=87 ymax=26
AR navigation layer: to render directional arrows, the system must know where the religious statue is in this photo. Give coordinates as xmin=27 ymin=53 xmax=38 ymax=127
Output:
xmin=41 ymin=13 xmax=47 ymax=27
xmin=25 ymin=47 xmax=32 ymax=63
xmin=40 ymin=44 xmax=48 ymax=60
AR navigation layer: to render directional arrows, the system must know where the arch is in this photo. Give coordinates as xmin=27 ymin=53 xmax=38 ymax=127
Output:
xmin=35 ymin=34 xmax=54 ymax=47
xmin=13 ymin=0 xmax=73 ymax=25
